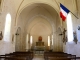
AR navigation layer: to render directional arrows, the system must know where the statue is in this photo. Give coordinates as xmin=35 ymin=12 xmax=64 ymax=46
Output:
xmin=62 ymin=28 xmax=67 ymax=43
xmin=0 ymin=31 xmax=3 ymax=40
xmin=73 ymin=31 xmax=78 ymax=44
xmin=38 ymin=36 xmax=42 ymax=42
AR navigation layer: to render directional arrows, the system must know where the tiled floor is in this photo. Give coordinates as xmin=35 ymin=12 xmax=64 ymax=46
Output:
xmin=33 ymin=54 xmax=44 ymax=60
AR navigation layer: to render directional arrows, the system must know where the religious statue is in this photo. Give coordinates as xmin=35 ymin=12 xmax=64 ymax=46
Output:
xmin=0 ymin=31 xmax=3 ymax=40
xmin=38 ymin=36 xmax=42 ymax=42
xmin=62 ymin=28 xmax=67 ymax=43
xmin=73 ymin=31 xmax=78 ymax=44
xmin=78 ymin=26 xmax=80 ymax=30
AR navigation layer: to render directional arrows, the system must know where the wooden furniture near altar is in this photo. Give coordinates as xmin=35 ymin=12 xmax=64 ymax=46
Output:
xmin=36 ymin=41 xmax=44 ymax=46
xmin=34 ymin=46 xmax=45 ymax=54
xmin=34 ymin=36 xmax=45 ymax=54
xmin=34 ymin=41 xmax=45 ymax=54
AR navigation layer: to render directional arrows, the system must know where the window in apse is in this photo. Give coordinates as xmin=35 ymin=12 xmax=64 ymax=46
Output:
xmin=48 ymin=36 xmax=50 ymax=46
xmin=4 ymin=13 xmax=11 ymax=42
xmin=30 ymin=36 xmax=33 ymax=45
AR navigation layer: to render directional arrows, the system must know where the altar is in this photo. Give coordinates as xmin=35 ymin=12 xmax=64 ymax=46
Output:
xmin=36 ymin=41 xmax=44 ymax=46
xmin=34 ymin=42 xmax=45 ymax=54
xmin=34 ymin=46 xmax=45 ymax=54
xmin=34 ymin=36 xmax=45 ymax=54
xmin=34 ymin=46 xmax=45 ymax=50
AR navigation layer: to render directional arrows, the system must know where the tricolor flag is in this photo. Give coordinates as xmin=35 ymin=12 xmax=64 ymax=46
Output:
xmin=60 ymin=3 xmax=70 ymax=21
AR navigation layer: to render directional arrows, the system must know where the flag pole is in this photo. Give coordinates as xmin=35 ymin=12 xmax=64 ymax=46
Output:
xmin=70 ymin=11 xmax=79 ymax=19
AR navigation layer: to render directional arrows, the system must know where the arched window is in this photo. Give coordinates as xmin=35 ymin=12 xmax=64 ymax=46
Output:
xmin=0 ymin=0 xmax=3 ymax=12
xmin=30 ymin=36 xmax=33 ymax=46
xmin=4 ymin=13 xmax=11 ymax=42
xmin=48 ymin=36 xmax=50 ymax=46
xmin=66 ymin=13 xmax=73 ymax=43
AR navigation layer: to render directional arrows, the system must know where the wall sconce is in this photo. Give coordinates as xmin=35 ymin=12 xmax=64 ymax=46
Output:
xmin=15 ymin=32 xmax=19 ymax=35
xmin=59 ymin=33 xmax=63 ymax=36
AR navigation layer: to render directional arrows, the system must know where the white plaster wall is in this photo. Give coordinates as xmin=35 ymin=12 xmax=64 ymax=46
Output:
xmin=56 ymin=0 xmax=80 ymax=57
xmin=64 ymin=42 xmax=80 ymax=57
xmin=0 ymin=0 xmax=80 ymax=56
xmin=0 ymin=0 xmax=16 ymax=55
xmin=0 ymin=41 xmax=15 ymax=55
xmin=63 ymin=1 xmax=80 ymax=56
xmin=64 ymin=15 xmax=80 ymax=57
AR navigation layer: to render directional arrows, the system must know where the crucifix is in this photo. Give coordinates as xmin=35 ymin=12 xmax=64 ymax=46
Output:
xmin=62 ymin=28 xmax=67 ymax=42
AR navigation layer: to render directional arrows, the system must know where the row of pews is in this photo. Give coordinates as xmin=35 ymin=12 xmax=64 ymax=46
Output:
xmin=44 ymin=51 xmax=80 ymax=60
xmin=0 ymin=51 xmax=80 ymax=60
xmin=0 ymin=51 xmax=33 ymax=60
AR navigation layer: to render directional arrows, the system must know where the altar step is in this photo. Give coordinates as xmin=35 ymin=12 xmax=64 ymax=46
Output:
xmin=33 ymin=54 xmax=44 ymax=60
xmin=34 ymin=50 xmax=44 ymax=54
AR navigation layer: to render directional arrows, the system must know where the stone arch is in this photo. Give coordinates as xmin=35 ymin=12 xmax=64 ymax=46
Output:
xmin=16 ymin=2 xmax=62 ymax=52
xmin=26 ymin=15 xmax=53 ymax=33
xmin=17 ymin=3 xmax=60 ymax=34
xmin=15 ymin=2 xmax=60 ymax=26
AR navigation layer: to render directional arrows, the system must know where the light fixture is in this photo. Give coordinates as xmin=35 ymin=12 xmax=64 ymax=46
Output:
xmin=15 ymin=32 xmax=19 ymax=35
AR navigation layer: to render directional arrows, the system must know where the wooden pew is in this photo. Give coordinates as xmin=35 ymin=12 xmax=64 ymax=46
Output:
xmin=0 ymin=55 xmax=28 ymax=60
xmin=48 ymin=57 xmax=75 ymax=60
xmin=13 ymin=51 xmax=33 ymax=60
xmin=5 ymin=57 xmax=28 ymax=60
xmin=44 ymin=52 xmax=67 ymax=57
xmin=0 ymin=51 xmax=33 ymax=60
xmin=44 ymin=52 xmax=76 ymax=60
xmin=48 ymin=56 xmax=80 ymax=60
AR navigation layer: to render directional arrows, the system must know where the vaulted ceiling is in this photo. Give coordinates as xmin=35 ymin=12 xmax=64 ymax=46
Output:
xmin=12 ymin=0 xmax=80 ymax=34
xmin=18 ymin=3 xmax=59 ymax=35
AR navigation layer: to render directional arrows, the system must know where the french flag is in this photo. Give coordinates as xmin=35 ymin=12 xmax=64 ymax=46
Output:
xmin=60 ymin=3 xmax=70 ymax=21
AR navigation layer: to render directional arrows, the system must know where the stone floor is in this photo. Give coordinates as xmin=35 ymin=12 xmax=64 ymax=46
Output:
xmin=32 ymin=54 xmax=44 ymax=60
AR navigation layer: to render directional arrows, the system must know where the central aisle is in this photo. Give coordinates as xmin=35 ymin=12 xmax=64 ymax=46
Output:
xmin=33 ymin=54 xmax=44 ymax=60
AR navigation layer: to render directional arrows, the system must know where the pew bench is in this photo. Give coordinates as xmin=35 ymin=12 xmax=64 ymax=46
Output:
xmin=48 ymin=57 xmax=75 ymax=60
xmin=0 ymin=51 xmax=33 ymax=60
xmin=44 ymin=52 xmax=76 ymax=60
